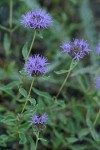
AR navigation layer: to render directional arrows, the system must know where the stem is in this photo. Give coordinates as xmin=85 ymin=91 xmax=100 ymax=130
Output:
xmin=56 ymin=60 xmax=74 ymax=99
xmin=9 ymin=0 xmax=13 ymax=49
xmin=9 ymin=0 xmax=13 ymax=29
xmin=93 ymin=109 xmax=100 ymax=126
xmin=11 ymin=25 xmax=20 ymax=33
xmin=0 ymin=24 xmax=10 ymax=32
xmin=35 ymin=131 xmax=39 ymax=150
xmin=27 ymin=31 xmax=36 ymax=58
xmin=21 ymin=77 xmax=34 ymax=114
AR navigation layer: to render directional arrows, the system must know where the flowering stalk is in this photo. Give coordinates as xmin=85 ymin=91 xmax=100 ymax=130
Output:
xmin=9 ymin=0 xmax=13 ymax=29
xmin=29 ymin=113 xmax=47 ymax=149
xmin=56 ymin=60 xmax=74 ymax=99
xmin=27 ymin=30 xmax=36 ymax=58
xmin=21 ymin=77 xmax=34 ymax=114
xmin=9 ymin=0 xmax=13 ymax=49
xmin=35 ymin=131 xmax=39 ymax=150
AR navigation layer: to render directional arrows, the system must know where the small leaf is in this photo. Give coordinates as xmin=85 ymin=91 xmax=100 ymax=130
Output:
xmin=39 ymin=138 xmax=47 ymax=142
xmin=66 ymin=137 xmax=78 ymax=143
xmin=70 ymin=61 xmax=77 ymax=70
xmin=86 ymin=108 xmax=100 ymax=141
xmin=37 ymin=31 xmax=43 ymax=39
xmin=28 ymin=136 xmax=35 ymax=150
xmin=90 ymin=129 xmax=100 ymax=142
xmin=19 ymin=88 xmax=27 ymax=97
xmin=71 ymin=66 xmax=94 ymax=77
xmin=3 ymin=33 xmax=10 ymax=54
xmin=32 ymin=88 xmax=51 ymax=98
xmin=78 ymin=128 xmax=90 ymax=138
xmin=1 ymin=114 xmax=16 ymax=126
xmin=19 ymin=133 xmax=27 ymax=144
xmin=40 ymin=75 xmax=50 ymax=80
xmin=19 ymin=70 xmax=28 ymax=76
xmin=6 ymin=81 xmax=20 ymax=89
xmin=54 ymin=70 xmax=69 ymax=75
xmin=0 ymin=134 xmax=9 ymax=147
xmin=22 ymin=42 xmax=28 ymax=60
xmin=29 ymin=98 xmax=36 ymax=105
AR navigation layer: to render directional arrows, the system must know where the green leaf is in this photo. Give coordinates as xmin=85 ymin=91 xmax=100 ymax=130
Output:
xmin=28 ymin=136 xmax=35 ymax=150
xmin=37 ymin=31 xmax=43 ymax=39
xmin=6 ymin=81 xmax=20 ymax=89
xmin=40 ymin=75 xmax=50 ymax=80
xmin=39 ymin=138 xmax=47 ymax=142
xmin=22 ymin=42 xmax=28 ymax=60
xmin=78 ymin=128 xmax=90 ymax=138
xmin=19 ymin=133 xmax=27 ymax=144
xmin=86 ymin=108 xmax=100 ymax=141
xmin=72 ymin=66 xmax=94 ymax=77
xmin=19 ymin=88 xmax=27 ymax=97
xmin=70 ymin=61 xmax=77 ymax=70
xmin=1 ymin=114 xmax=16 ymax=126
xmin=0 ymin=135 xmax=9 ymax=147
xmin=0 ymin=24 xmax=10 ymax=32
xmin=90 ymin=129 xmax=100 ymax=142
xmin=0 ymin=86 xmax=6 ymax=91
xmin=29 ymin=98 xmax=36 ymax=106
xmin=3 ymin=33 xmax=10 ymax=54
xmin=19 ymin=70 xmax=28 ymax=76
xmin=66 ymin=137 xmax=78 ymax=144
xmin=54 ymin=70 xmax=69 ymax=75
xmin=32 ymin=88 xmax=51 ymax=98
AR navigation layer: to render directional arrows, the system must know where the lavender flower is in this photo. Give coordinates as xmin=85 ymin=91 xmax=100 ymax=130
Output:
xmin=61 ymin=39 xmax=91 ymax=61
xmin=29 ymin=113 xmax=48 ymax=130
xmin=95 ymin=42 xmax=100 ymax=55
xmin=24 ymin=55 xmax=48 ymax=76
xmin=29 ymin=113 xmax=48 ymax=125
xmin=21 ymin=9 xmax=52 ymax=29
xmin=95 ymin=77 xmax=100 ymax=89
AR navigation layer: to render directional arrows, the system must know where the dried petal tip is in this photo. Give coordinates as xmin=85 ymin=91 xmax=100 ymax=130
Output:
xmin=24 ymin=54 xmax=48 ymax=76
xmin=96 ymin=42 xmax=100 ymax=55
xmin=61 ymin=39 xmax=91 ymax=61
xmin=95 ymin=77 xmax=100 ymax=89
xmin=21 ymin=9 xmax=52 ymax=29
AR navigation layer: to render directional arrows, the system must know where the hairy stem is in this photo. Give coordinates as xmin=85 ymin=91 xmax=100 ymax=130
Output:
xmin=35 ymin=131 xmax=39 ymax=150
xmin=21 ymin=77 xmax=34 ymax=114
xmin=56 ymin=60 xmax=74 ymax=99
xmin=27 ymin=31 xmax=36 ymax=58
xmin=9 ymin=0 xmax=13 ymax=29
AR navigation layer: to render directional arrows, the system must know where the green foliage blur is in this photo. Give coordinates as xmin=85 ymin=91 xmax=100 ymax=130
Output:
xmin=0 ymin=0 xmax=100 ymax=150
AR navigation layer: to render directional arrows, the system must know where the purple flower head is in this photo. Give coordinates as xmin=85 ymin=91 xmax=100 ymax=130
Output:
xmin=29 ymin=113 xmax=48 ymax=130
xmin=95 ymin=77 xmax=100 ymax=89
xmin=95 ymin=42 xmax=100 ymax=55
xmin=40 ymin=113 xmax=48 ymax=124
xmin=21 ymin=9 xmax=52 ymax=29
xmin=61 ymin=39 xmax=91 ymax=61
xmin=24 ymin=54 xmax=48 ymax=76
xmin=60 ymin=42 xmax=71 ymax=53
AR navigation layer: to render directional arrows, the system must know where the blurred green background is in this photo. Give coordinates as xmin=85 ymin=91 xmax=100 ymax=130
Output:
xmin=0 ymin=0 xmax=100 ymax=150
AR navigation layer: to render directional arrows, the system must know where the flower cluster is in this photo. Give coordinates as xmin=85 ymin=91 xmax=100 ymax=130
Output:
xmin=29 ymin=113 xmax=48 ymax=125
xmin=96 ymin=42 xmax=100 ymax=55
xmin=29 ymin=113 xmax=48 ymax=130
xmin=95 ymin=77 xmax=100 ymax=89
xmin=21 ymin=9 xmax=52 ymax=29
xmin=20 ymin=9 xmax=98 ymax=131
xmin=24 ymin=55 xmax=48 ymax=76
xmin=61 ymin=39 xmax=91 ymax=61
